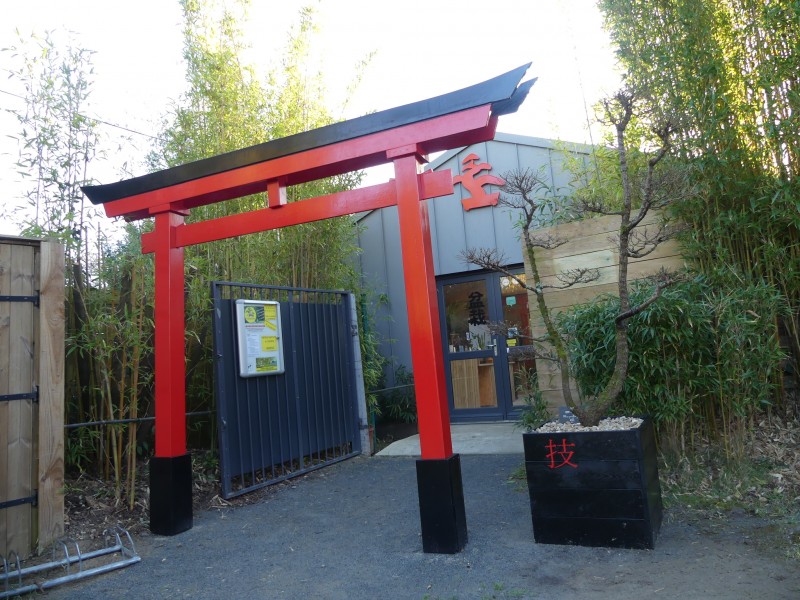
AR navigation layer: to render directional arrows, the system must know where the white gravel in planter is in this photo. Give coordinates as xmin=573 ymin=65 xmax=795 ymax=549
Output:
xmin=535 ymin=416 xmax=643 ymax=433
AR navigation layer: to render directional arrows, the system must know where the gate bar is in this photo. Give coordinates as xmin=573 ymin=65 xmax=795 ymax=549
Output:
xmin=0 ymin=493 xmax=37 ymax=511
xmin=0 ymin=390 xmax=38 ymax=403
xmin=0 ymin=294 xmax=39 ymax=307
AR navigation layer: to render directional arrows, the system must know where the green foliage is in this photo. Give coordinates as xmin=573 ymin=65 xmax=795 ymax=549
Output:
xmin=514 ymin=364 xmax=549 ymax=432
xmin=191 ymin=449 xmax=220 ymax=485
xmin=376 ymin=366 xmax=417 ymax=424
xmin=559 ymin=274 xmax=787 ymax=453
xmin=601 ymin=0 xmax=800 ymax=180
xmin=4 ymin=31 xmax=153 ymax=504
xmin=70 ymin=229 xmax=154 ymax=500
xmin=64 ymin=427 xmax=101 ymax=474
xmin=150 ymin=0 xmax=363 ymax=293
xmin=600 ymin=0 xmax=800 ymax=382
xmin=145 ymin=0 xmax=369 ymax=418
xmin=357 ymin=292 xmax=386 ymax=416
xmin=2 ymin=30 xmax=101 ymax=257
xmin=6 ymin=2 xmax=375 ymax=496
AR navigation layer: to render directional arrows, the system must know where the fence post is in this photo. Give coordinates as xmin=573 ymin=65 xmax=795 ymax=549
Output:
xmin=348 ymin=293 xmax=371 ymax=455
xmin=36 ymin=241 xmax=65 ymax=552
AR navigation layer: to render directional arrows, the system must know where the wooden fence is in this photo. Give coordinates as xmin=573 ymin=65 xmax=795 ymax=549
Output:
xmin=0 ymin=236 xmax=64 ymax=558
xmin=523 ymin=213 xmax=686 ymax=411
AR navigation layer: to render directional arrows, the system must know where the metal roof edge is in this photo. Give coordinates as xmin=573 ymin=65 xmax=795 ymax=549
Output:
xmin=424 ymin=132 xmax=596 ymax=173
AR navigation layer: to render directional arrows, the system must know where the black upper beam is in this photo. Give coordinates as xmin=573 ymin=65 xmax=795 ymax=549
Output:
xmin=82 ymin=63 xmax=534 ymax=205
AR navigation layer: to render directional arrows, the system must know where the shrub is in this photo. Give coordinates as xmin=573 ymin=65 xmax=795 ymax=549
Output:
xmin=558 ymin=274 xmax=787 ymax=453
xmin=376 ymin=366 xmax=417 ymax=424
xmin=515 ymin=363 xmax=550 ymax=432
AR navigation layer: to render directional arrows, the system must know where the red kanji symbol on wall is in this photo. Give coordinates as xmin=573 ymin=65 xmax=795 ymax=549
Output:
xmin=453 ymin=153 xmax=505 ymax=211
xmin=545 ymin=438 xmax=578 ymax=469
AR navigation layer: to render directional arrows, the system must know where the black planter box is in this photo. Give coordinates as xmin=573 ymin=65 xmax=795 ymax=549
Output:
xmin=523 ymin=417 xmax=662 ymax=549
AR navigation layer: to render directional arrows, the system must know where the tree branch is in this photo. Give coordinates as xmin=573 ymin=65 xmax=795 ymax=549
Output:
xmin=526 ymin=231 xmax=568 ymax=250
xmin=626 ymin=222 xmax=683 ymax=258
xmin=575 ymin=197 xmax=624 ymax=217
xmin=614 ymin=269 xmax=680 ymax=323
xmin=554 ymin=268 xmax=601 ymax=288
xmin=460 ymin=248 xmax=530 ymax=290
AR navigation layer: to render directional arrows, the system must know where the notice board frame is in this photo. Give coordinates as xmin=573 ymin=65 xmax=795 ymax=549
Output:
xmin=235 ymin=299 xmax=285 ymax=377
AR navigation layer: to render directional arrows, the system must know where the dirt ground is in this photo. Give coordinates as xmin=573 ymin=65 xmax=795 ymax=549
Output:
xmin=36 ymin=414 xmax=798 ymax=599
xmin=60 ymin=420 xmax=422 ymax=543
xmin=62 ymin=457 xmax=273 ymax=544
xmin=38 ymin=453 xmax=800 ymax=600
xmin=62 ymin=412 xmax=800 ymax=553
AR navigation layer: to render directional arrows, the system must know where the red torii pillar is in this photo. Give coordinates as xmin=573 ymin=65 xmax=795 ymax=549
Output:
xmin=150 ymin=209 xmax=191 ymax=533
xmin=392 ymin=147 xmax=465 ymax=552
xmin=83 ymin=65 xmax=534 ymax=553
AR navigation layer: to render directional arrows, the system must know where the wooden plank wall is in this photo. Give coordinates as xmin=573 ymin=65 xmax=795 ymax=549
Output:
xmin=0 ymin=238 xmax=64 ymax=558
xmin=523 ymin=213 xmax=687 ymax=412
xmin=4 ymin=241 xmax=35 ymax=557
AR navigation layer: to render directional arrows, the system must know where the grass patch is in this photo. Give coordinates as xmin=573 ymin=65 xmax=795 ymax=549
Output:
xmin=661 ymin=452 xmax=792 ymax=516
xmin=659 ymin=413 xmax=800 ymax=559
xmin=506 ymin=463 xmax=527 ymax=492
xmin=479 ymin=582 xmax=529 ymax=599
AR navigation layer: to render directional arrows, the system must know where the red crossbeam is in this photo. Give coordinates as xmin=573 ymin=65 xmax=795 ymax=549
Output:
xmin=140 ymin=171 xmax=452 ymax=252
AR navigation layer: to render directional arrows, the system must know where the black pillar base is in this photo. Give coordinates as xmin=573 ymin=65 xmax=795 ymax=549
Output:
xmin=150 ymin=454 xmax=193 ymax=536
xmin=416 ymin=454 xmax=468 ymax=554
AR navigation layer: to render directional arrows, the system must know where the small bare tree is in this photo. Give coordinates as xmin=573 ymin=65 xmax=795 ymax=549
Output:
xmin=463 ymin=169 xmax=598 ymax=412
xmin=466 ymin=87 xmax=690 ymax=427
xmin=575 ymin=89 xmax=688 ymax=425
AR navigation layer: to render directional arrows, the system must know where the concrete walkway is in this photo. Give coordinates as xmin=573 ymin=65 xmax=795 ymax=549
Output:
xmin=377 ymin=421 xmax=523 ymax=456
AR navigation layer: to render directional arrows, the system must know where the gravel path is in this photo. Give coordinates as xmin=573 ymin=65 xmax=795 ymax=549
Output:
xmin=41 ymin=454 xmax=799 ymax=599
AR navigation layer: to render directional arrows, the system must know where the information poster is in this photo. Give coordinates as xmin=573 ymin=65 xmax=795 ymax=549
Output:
xmin=235 ymin=299 xmax=285 ymax=377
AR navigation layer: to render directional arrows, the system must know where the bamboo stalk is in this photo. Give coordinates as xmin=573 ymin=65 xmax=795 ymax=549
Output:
xmin=127 ymin=262 xmax=144 ymax=510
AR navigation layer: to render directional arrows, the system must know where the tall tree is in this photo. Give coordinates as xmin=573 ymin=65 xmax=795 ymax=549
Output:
xmin=3 ymin=31 xmax=99 ymax=262
xmin=4 ymin=33 xmax=152 ymax=501
xmin=466 ymin=89 xmax=686 ymax=426
xmin=148 ymin=0 xmax=365 ymax=412
xmin=601 ymin=0 xmax=800 ymax=177
xmin=600 ymin=0 xmax=800 ymax=382
xmin=150 ymin=0 xmax=361 ymax=288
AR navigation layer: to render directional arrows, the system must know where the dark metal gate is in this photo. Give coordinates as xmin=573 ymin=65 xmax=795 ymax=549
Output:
xmin=212 ymin=282 xmax=361 ymax=499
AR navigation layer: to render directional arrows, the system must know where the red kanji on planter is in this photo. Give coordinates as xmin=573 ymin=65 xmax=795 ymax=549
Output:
xmin=453 ymin=153 xmax=505 ymax=211
xmin=545 ymin=438 xmax=578 ymax=469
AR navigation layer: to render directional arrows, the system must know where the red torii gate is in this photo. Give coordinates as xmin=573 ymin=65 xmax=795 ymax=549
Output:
xmin=84 ymin=64 xmax=533 ymax=553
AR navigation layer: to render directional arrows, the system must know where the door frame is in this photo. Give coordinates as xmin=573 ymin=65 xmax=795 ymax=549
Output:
xmin=437 ymin=268 xmax=525 ymax=422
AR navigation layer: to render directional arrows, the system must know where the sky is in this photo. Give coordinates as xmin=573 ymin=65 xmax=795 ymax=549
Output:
xmin=0 ymin=0 xmax=621 ymax=236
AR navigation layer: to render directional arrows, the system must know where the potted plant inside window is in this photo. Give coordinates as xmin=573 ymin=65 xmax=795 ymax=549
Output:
xmin=466 ymin=88 xmax=689 ymax=549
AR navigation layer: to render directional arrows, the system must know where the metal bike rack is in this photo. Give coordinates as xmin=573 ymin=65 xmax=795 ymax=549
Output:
xmin=1 ymin=526 xmax=140 ymax=597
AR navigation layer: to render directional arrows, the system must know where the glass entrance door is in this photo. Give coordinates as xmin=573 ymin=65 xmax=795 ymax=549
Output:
xmin=439 ymin=270 xmax=536 ymax=421
xmin=442 ymin=277 xmax=498 ymax=414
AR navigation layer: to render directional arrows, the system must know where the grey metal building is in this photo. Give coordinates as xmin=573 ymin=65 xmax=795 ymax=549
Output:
xmin=356 ymin=132 xmax=590 ymax=422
